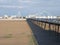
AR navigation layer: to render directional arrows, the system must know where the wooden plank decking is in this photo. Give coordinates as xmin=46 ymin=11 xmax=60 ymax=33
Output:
xmin=27 ymin=20 xmax=60 ymax=45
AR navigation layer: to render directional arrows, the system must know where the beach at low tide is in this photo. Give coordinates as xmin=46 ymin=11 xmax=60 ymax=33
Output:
xmin=0 ymin=20 xmax=37 ymax=45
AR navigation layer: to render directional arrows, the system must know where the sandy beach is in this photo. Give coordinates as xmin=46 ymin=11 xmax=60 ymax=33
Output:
xmin=0 ymin=20 xmax=36 ymax=45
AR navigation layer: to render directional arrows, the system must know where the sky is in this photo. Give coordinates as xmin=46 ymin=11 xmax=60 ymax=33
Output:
xmin=0 ymin=0 xmax=60 ymax=16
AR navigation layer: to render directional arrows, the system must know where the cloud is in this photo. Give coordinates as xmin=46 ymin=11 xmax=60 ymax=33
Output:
xmin=18 ymin=0 xmax=38 ymax=3
xmin=0 ymin=0 xmax=3 ymax=1
xmin=0 ymin=5 xmax=24 ymax=8
xmin=0 ymin=0 xmax=7 ymax=3
xmin=18 ymin=0 xmax=32 ymax=3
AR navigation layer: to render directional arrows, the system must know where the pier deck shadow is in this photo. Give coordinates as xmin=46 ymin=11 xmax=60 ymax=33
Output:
xmin=27 ymin=20 xmax=60 ymax=45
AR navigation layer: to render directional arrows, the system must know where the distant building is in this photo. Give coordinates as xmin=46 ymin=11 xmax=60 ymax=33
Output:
xmin=0 ymin=17 xmax=2 ymax=19
xmin=0 ymin=15 xmax=26 ymax=20
xmin=57 ymin=16 xmax=60 ymax=19
xmin=26 ymin=15 xmax=57 ymax=19
xmin=26 ymin=15 xmax=36 ymax=18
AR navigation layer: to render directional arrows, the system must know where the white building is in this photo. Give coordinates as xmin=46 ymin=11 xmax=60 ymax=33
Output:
xmin=26 ymin=15 xmax=57 ymax=19
xmin=26 ymin=15 xmax=36 ymax=18
xmin=0 ymin=15 xmax=26 ymax=20
xmin=0 ymin=17 xmax=2 ymax=19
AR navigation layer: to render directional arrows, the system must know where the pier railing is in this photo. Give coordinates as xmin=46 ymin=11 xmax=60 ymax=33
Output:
xmin=27 ymin=18 xmax=60 ymax=33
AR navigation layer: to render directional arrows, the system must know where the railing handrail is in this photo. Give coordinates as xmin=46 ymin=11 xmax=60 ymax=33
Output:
xmin=29 ymin=18 xmax=60 ymax=26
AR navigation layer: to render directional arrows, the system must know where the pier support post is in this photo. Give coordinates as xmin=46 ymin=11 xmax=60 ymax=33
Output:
xmin=45 ymin=23 xmax=50 ymax=30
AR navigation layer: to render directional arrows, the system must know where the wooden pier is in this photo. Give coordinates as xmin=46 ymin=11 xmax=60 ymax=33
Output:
xmin=27 ymin=19 xmax=60 ymax=45
xmin=28 ymin=19 xmax=60 ymax=33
